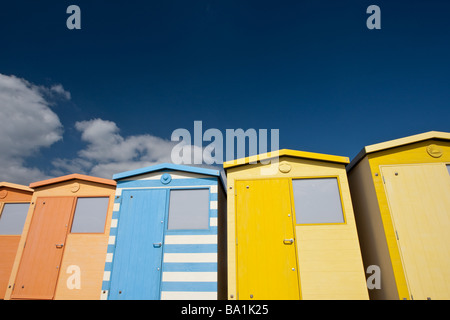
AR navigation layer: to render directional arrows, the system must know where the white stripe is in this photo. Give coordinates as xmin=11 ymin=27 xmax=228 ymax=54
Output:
xmin=100 ymin=290 xmax=109 ymax=300
xmin=108 ymin=236 xmax=116 ymax=245
xmin=164 ymin=235 xmax=217 ymax=244
xmin=116 ymin=186 xmax=215 ymax=192
xmin=113 ymin=203 xmax=120 ymax=212
xmin=110 ymin=219 xmax=118 ymax=228
xmin=103 ymin=271 xmax=111 ymax=281
xmin=115 ymin=188 xmax=122 ymax=196
xmin=210 ymin=200 xmax=217 ymax=209
xmin=105 ymin=253 xmax=113 ymax=263
xmin=210 ymin=217 xmax=218 ymax=227
xmin=161 ymin=291 xmax=217 ymax=300
xmin=210 ymin=185 xmax=218 ymax=193
xmin=162 ymin=272 xmax=217 ymax=282
xmin=163 ymin=253 xmax=217 ymax=263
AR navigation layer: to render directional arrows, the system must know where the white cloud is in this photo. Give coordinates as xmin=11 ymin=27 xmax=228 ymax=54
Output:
xmin=49 ymin=84 xmax=71 ymax=100
xmin=52 ymin=118 xmax=178 ymax=179
xmin=0 ymin=74 xmax=215 ymax=184
xmin=52 ymin=118 xmax=218 ymax=179
xmin=0 ymin=73 xmax=68 ymax=184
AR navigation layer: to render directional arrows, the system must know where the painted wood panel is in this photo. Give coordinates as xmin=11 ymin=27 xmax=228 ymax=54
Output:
xmin=11 ymin=197 xmax=74 ymax=299
xmin=0 ymin=236 xmax=20 ymax=298
xmin=236 ymin=179 xmax=299 ymax=300
xmin=109 ymin=189 xmax=167 ymax=300
xmin=0 ymin=184 xmax=33 ymax=300
xmin=382 ymin=164 xmax=450 ymax=299
xmin=54 ymin=234 xmax=110 ymax=299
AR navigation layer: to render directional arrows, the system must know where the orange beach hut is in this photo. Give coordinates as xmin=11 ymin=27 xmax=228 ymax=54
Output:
xmin=4 ymin=174 xmax=116 ymax=300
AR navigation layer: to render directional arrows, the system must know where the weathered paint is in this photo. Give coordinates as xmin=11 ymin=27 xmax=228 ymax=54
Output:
xmin=4 ymin=174 xmax=116 ymax=300
xmin=347 ymin=131 xmax=450 ymax=300
xmin=225 ymin=149 xmax=369 ymax=300
xmin=0 ymin=182 xmax=33 ymax=299
xmin=102 ymin=164 xmax=227 ymax=300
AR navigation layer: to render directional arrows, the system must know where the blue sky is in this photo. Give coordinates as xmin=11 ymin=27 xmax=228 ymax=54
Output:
xmin=0 ymin=1 xmax=449 ymax=184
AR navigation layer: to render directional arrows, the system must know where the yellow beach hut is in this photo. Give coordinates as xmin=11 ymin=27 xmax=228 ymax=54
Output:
xmin=347 ymin=131 xmax=450 ymax=300
xmin=224 ymin=149 xmax=369 ymax=300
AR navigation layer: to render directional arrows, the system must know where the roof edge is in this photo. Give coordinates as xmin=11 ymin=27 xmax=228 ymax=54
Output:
xmin=29 ymin=173 xmax=116 ymax=189
xmin=0 ymin=182 xmax=34 ymax=192
xmin=113 ymin=163 xmax=221 ymax=180
xmin=347 ymin=131 xmax=450 ymax=172
xmin=223 ymin=149 xmax=350 ymax=169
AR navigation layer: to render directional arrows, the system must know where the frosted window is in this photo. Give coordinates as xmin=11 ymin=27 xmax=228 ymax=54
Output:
xmin=0 ymin=203 xmax=29 ymax=235
xmin=71 ymin=197 xmax=109 ymax=233
xmin=292 ymin=178 xmax=344 ymax=224
xmin=168 ymin=189 xmax=209 ymax=230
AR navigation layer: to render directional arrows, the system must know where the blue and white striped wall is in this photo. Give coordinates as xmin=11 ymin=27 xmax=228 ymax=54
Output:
xmin=101 ymin=164 xmax=222 ymax=300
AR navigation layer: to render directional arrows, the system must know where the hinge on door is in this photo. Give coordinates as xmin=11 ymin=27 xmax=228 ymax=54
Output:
xmin=395 ymin=230 xmax=399 ymax=240
xmin=382 ymin=176 xmax=386 ymax=184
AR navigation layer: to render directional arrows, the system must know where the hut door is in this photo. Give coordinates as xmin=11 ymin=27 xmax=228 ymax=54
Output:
xmin=109 ymin=189 xmax=167 ymax=299
xmin=11 ymin=197 xmax=75 ymax=299
xmin=382 ymin=164 xmax=450 ymax=300
xmin=236 ymin=179 xmax=299 ymax=299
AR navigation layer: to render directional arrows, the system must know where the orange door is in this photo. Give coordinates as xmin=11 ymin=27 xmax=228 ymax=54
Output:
xmin=11 ymin=197 xmax=74 ymax=299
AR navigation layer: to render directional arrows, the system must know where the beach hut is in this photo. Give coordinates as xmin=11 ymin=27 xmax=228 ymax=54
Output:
xmin=224 ymin=149 xmax=369 ymax=300
xmin=347 ymin=131 xmax=450 ymax=300
xmin=102 ymin=163 xmax=227 ymax=300
xmin=4 ymin=174 xmax=116 ymax=300
xmin=0 ymin=182 xmax=33 ymax=299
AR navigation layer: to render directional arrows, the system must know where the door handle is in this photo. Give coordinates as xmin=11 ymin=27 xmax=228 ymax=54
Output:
xmin=55 ymin=244 xmax=64 ymax=248
xmin=153 ymin=242 xmax=162 ymax=248
xmin=283 ymin=239 xmax=294 ymax=245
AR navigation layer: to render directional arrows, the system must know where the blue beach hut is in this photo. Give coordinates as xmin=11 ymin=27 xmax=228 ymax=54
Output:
xmin=101 ymin=164 xmax=227 ymax=300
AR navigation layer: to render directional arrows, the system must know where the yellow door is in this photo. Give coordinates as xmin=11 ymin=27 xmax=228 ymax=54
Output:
xmin=382 ymin=164 xmax=450 ymax=300
xmin=236 ymin=179 xmax=299 ymax=300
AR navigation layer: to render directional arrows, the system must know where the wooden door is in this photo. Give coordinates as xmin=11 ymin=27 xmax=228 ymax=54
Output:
xmin=236 ymin=179 xmax=299 ymax=300
xmin=109 ymin=189 xmax=167 ymax=300
xmin=11 ymin=197 xmax=74 ymax=299
xmin=382 ymin=164 xmax=450 ymax=299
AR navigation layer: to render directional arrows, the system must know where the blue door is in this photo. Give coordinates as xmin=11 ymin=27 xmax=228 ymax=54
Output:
xmin=109 ymin=189 xmax=167 ymax=299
